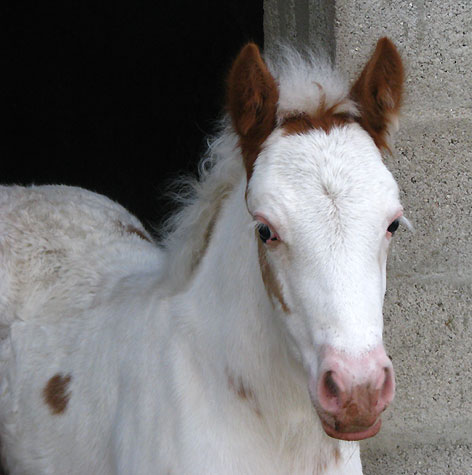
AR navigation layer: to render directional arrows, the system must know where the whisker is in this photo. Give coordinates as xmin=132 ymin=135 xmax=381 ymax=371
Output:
xmin=343 ymin=444 xmax=358 ymax=468
xmin=400 ymin=215 xmax=414 ymax=232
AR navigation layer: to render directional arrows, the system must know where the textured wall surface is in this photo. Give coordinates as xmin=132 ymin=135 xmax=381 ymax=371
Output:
xmin=264 ymin=0 xmax=335 ymax=59
xmin=264 ymin=1 xmax=471 ymax=472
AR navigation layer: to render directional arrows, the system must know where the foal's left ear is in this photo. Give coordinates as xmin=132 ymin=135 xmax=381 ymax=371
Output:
xmin=350 ymin=38 xmax=404 ymax=151
xmin=227 ymin=43 xmax=279 ymax=179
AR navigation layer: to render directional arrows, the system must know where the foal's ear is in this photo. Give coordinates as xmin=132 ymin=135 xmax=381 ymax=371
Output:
xmin=350 ymin=38 xmax=404 ymax=151
xmin=227 ymin=43 xmax=279 ymax=179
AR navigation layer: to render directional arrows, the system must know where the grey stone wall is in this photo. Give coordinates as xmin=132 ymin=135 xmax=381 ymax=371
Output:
xmin=264 ymin=1 xmax=472 ymax=472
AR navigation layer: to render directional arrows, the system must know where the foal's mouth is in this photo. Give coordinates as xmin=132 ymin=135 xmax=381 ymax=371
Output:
xmin=319 ymin=416 xmax=382 ymax=441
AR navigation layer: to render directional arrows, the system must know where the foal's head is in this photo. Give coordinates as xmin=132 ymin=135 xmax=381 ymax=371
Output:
xmin=227 ymin=39 xmax=404 ymax=441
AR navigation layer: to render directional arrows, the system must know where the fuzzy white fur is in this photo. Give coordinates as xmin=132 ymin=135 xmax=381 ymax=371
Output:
xmin=264 ymin=45 xmax=359 ymax=123
xmin=0 ymin=48 xmax=402 ymax=474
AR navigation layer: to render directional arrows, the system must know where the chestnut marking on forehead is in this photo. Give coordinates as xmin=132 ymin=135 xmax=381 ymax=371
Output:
xmin=281 ymin=110 xmax=355 ymax=136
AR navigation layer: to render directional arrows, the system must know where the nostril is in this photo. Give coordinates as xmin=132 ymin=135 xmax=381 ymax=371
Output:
xmin=324 ymin=371 xmax=339 ymax=399
xmin=317 ymin=370 xmax=343 ymax=415
xmin=380 ymin=366 xmax=395 ymax=408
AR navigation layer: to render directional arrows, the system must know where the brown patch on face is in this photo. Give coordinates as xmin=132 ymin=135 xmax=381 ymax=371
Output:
xmin=124 ymin=224 xmax=152 ymax=243
xmin=43 ymin=373 xmax=72 ymax=415
xmin=227 ymin=43 xmax=279 ymax=180
xmin=257 ymin=238 xmax=290 ymax=313
xmin=350 ymin=37 xmax=404 ymax=151
xmin=226 ymin=368 xmax=261 ymax=417
xmin=282 ymin=111 xmax=355 ymax=136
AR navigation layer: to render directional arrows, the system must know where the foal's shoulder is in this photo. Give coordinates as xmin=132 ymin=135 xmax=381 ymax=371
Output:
xmin=0 ymin=185 xmax=162 ymax=326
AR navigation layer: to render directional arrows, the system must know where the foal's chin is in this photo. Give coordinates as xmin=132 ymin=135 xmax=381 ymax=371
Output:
xmin=310 ymin=396 xmax=385 ymax=441
xmin=318 ymin=414 xmax=383 ymax=441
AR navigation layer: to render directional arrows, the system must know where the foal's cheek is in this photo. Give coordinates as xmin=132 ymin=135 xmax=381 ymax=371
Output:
xmin=378 ymin=244 xmax=389 ymax=296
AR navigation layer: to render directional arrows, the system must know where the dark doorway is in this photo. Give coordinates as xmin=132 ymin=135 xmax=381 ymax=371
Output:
xmin=5 ymin=1 xmax=264 ymax=230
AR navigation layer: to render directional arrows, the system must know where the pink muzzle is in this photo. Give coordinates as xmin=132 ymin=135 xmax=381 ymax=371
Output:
xmin=311 ymin=345 xmax=395 ymax=441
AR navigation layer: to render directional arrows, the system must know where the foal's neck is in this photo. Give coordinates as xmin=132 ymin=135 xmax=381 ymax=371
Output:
xmin=185 ymin=177 xmax=307 ymax=406
xmin=169 ymin=173 xmax=343 ymax=469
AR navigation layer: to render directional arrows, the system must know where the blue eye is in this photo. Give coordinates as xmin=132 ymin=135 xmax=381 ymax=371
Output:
xmin=257 ymin=223 xmax=277 ymax=243
xmin=387 ymin=219 xmax=400 ymax=235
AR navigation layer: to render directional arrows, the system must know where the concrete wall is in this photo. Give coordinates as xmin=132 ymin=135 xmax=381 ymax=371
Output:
xmin=264 ymin=1 xmax=472 ymax=473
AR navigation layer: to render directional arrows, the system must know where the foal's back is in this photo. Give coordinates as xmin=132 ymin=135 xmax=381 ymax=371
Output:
xmin=0 ymin=185 xmax=164 ymax=473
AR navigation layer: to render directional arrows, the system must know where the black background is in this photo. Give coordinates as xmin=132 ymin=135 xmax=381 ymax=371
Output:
xmin=6 ymin=1 xmax=263 ymax=230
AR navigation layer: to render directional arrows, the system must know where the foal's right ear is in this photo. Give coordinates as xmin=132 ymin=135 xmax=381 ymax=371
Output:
xmin=227 ymin=43 xmax=279 ymax=179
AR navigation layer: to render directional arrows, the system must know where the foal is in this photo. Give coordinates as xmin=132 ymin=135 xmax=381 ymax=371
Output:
xmin=0 ymin=38 xmax=404 ymax=474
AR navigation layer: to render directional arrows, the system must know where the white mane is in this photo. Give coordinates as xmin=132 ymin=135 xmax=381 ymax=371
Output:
xmin=160 ymin=45 xmax=357 ymax=289
xmin=159 ymin=123 xmax=244 ymax=289
xmin=265 ymin=44 xmax=359 ymax=122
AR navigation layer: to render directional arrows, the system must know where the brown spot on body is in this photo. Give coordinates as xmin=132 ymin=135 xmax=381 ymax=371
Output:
xmin=333 ymin=446 xmax=341 ymax=464
xmin=314 ymin=446 xmax=340 ymax=474
xmin=191 ymin=201 xmax=222 ymax=271
xmin=257 ymin=238 xmax=290 ymax=313
xmin=124 ymin=224 xmax=152 ymax=243
xmin=43 ymin=373 xmax=72 ymax=415
xmin=203 ymin=212 xmax=218 ymax=246
xmin=226 ymin=368 xmax=262 ymax=417
xmin=189 ymin=190 xmax=230 ymax=274
xmin=317 ymin=461 xmax=327 ymax=474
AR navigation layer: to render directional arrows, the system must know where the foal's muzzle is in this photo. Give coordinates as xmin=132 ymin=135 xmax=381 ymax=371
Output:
xmin=311 ymin=345 xmax=395 ymax=441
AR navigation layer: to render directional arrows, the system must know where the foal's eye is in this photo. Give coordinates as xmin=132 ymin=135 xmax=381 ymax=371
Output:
xmin=257 ymin=223 xmax=278 ymax=243
xmin=387 ymin=219 xmax=400 ymax=236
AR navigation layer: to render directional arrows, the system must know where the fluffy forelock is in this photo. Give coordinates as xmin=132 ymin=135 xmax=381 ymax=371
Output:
xmin=264 ymin=45 xmax=359 ymax=123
